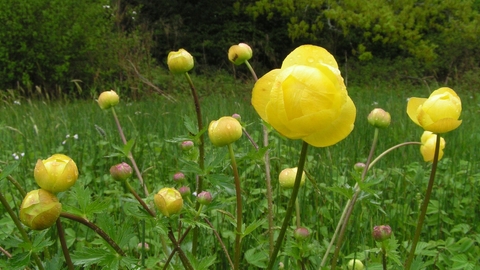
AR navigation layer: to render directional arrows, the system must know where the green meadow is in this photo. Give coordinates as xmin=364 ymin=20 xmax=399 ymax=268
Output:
xmin=0 ymin=76 xmax=478 ymax=269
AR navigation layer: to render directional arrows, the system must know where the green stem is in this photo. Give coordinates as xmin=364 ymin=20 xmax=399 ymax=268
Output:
xmin=295 ymin=199 xmax=301 ymax=228
xmin=0 ymin=190 xmax=45 ymax=270
xmin=228 ymin=143 xmax=243 ymax=270
xmin=184 ymin=72 xmax=205 ymax=256
xmin=381 ymin=241 xmax=387 ymax=270
xmin=59 ymin=212 xmax=126 ymax=256
xmin=244 ymin=61 xmax=258 ymax=81
xmin=262 ymin=125 xmax=275 ymax=256
xmin=204 ymin=218 xmax=235 ymax=269
xmin=267 ymin=142 xmax=309 ymax=270
xmin=330 ymin=128 xmax=379 ymax=269
xmin=125 ymin=180 xmax=156 ymax=217
xmin=7 ymin=175 xmax=27 ymax=197
xmin=404 ymin=134 xmax=441 ymax=269
xmin=56 ymin=219 xmax=74 ymax=270
xmin=320 ymin=140 xmax=420 ymax=268
xmin=0 ymin=245 xmax=12 ymax=258
xmin=111 ymin=107 xmax=149 ymax=196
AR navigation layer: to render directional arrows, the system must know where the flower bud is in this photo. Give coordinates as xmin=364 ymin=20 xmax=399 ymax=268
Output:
xmin=34 ymin=154 xmax=79 ymax=193
xmin=173 ymin=172 xmax=186 ymax=182
xmin=279 ymin=167 xmax=305 ymax=189
xmin=367 ymin=108 xmax=391 ymax=128
xmin=178 ymin=186 xmax=191 ymax=197
xmin=231 ymin=113 xmax=241 ymax=121
xmin=228 ymin=43 xmax=253 ymax=65
xmin=167 ymin=49 xmax=194 ymax=74
xmin=137 ymin=242 xmax=150 ymax=251
xmin=372 ymin=225 xmax=392 ymax=242
xmin=154 ymin=188 xmax=183 ymax=217
xmin=110 ymin=162 xmax=133 ymax=181
xmin=197 ymin=191 xmax=213 ymax=205
xmin=420 ymin=131 xmax=445 ymax=162
xmin=294 ymin=227 xmax=310 ymax=240
xmin=98 ymin=90 xmax=119 ymax=110
xmin=354 ymin=162 xmax=366 ymax=172
xmin=208 ymin=116 xmax=243 ymax=147
xmin=347 ymin=259 xmax=365 ymax=270
xmin=19 ymin=189 xmax=62 ymax=230
xmin=180 ymin=140 xmax=194 ymax=151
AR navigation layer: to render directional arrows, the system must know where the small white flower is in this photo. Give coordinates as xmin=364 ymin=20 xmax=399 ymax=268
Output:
xmin=192 ymin=192 xmax=197 ymax=197
xmin=73 ymin=134 xmax=78 ymax=140
xmin=62 ymin=140 xmax=67 ymax=145
xmin=14 ymin=100 xmax=21 ymax=105
xmin=371 ymin=101 xmax=378 ymax=106
xmin=20 ymin=153 xmax=25 ymax=157
xmin=65 ymin=134 xmax=70 ymax=138
xmin=103 ymin=5 xmax=110 ymax=9
xmin=12 ymin=153 xmax=19 ymax=160
xmin=132 ymin=11 xmax=137 ymax=14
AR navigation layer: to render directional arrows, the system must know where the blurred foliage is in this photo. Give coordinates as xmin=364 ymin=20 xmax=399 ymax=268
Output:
xmin=1 ymin=0 xmax=480 ymax=97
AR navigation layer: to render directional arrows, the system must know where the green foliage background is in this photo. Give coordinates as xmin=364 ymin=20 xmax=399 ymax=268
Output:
xmin=1 ymin=0 xmax=480 ymax=96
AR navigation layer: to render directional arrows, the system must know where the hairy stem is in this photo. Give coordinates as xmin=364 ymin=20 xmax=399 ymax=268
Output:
xmin=167 ymin=226 xmax=194 ymax=270
xmin=404 ymin=134 xmax=441 ymax=269
xmin=125 ymin=180 xmax=156 ymax=217
xmin=267 ymin=142 xmax=309 ymax=270
xmin=204 ymin=218 xmax=235 ymax=269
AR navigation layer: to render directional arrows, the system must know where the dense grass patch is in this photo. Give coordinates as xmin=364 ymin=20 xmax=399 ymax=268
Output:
xmin=0 ymin=82 xmax=478 ymax=269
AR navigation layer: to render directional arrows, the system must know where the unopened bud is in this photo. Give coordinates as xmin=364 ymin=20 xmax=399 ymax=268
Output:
xmin=231 ymin=113 xmax=241 ymax=121
xmin=279 ymin=167 xmax=305 ymax=189
xmin=34 ymin=154 xmax=79 ymax=193
xmin=173 ymin=172 xmax=186 ymax=182
xmin=20 ymin=189 xmax=62 ymax=230
xmin=178 ymin=186 xmax=191 ymax=197
xmin=372 ymin=225 xmax=392 ymax=242
xmin=294 ymin=227 xmax=310 ymax=240
xmin=367 ymin=108 xmax=391 ymax=128
xmin=110 ymin=162 xmax=133 ymax=181
xmin=154 ymin=188 xmax=183 ymax=217
xmin=208 ymin=116 xmax=243 ymax=147
xmin=180 ymin=140 xmax=194 ymax=151
xmin=167 ymin=49 xmax=194 ymax=74
xmin=197 ymin=191 xmax=213 ymax=205
xmin=137 ymin=242 xmax=150 ymax=251
xmin=347 ymin=259 xmax=364 ymax=270
xmin=98 ymin=90 xmax=119 ymax=110
xmin=228 ymin=43 xmax=253 ymax=65
xmin=354 ymin=162 xmax=366 ymax=172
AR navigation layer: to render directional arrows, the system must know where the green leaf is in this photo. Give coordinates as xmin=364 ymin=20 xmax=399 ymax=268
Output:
xmin=0 ymin=162 xmax=19 ymax=181
xmin=8 ymin=252 xmax=31 ymax=270
xmin=71 ymin=247 xmax=109 ymax=267
xmin=245 ymin=247 xmax=268 ymax=268
xmin=326 ymin=185 xmax=354 ymax=199
xmin=243 ymin=219 xmax=266 ymax=238
xmin=31 ymin=230 xmax=54 ymax=252
xmin=183 ymin=114 xmax=198 ymax=135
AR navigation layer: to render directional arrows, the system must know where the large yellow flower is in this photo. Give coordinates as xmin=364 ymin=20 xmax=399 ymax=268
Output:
xmin=251 ymin=45 xmax=356 ymax=147
xmin=407 ymin=87 xmax=462 ymax=133
xmin=420 ymin=131 xmax=445 ymax=162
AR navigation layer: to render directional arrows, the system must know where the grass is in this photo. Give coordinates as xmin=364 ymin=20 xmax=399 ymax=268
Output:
xmin=0 ymin=78 xmax=479 ymax=269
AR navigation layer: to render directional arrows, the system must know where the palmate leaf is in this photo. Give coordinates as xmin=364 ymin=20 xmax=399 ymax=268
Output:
xmin=71 ymin=247 xmax=109 ymax=267
xmin=64 ymin=184 xmax=111 ymax=217
xmin=8 ymin=252 xmax=31 ymax=270
xmin=243 ymin=219 xmax=266 ymax=239
xmin=245 ymin=247 xmax=268 ymax=268
xmin=187 ymin=253 xmax=217 ymax=270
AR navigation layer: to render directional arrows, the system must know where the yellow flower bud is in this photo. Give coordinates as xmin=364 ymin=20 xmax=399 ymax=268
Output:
xmin=154 ymin=188 xmax=183 ymax=217
xmin=19 ymin=189 xmax=62 ymax=230
xmin=34 ymin=154 xmax=79 ymax=193
xmin=252 ymin=45 xmax=356 ymax=147
xmin=228 ymin=43 xmax=252 ymax=65
xmin=367 ymin=108 xmax=391 ymax=128
xmin=98 ymin=90 xmax=119 ymax=110
xmin=420 ymin=131 xmax=445 ymax=162
xmin=279 ymin=167 xmax=305 ymax=189
xmin=347 ymin=259 xmax=364 ymax=270
xmin=167 ymin=49 xmax=194 ymax=74
xmin=208 ymin=116 xmax=243 ymax=147
xmin=407 ymin=87 xmax=462 ymax=133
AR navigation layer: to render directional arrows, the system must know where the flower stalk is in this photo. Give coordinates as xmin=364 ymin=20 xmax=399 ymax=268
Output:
xmin=267 ymin=141 xmax=309 ymax=270
xmin=404 ymin=134 xmax=441 ymax=269
xmin=228 ymin=143 xmax=243 ymax=270
xmin=56 ymin=219 xmax=74 ymax=270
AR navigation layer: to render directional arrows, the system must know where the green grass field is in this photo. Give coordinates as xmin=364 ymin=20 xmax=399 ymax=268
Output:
xmin=0 ymin=80 xmax=479 ymax=269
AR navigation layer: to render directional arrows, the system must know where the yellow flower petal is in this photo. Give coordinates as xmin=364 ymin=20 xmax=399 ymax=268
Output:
xmin=282 ymin=45 xmax=339 ymax=70
xmin=252 ymin=69 xmax=281 ymax=121
xmin=406 ymin=97 xmax=426 ymax=126
xmin=303 ymin=96 xmax=356 ymax=147
xmin=422 ymin=118 xmax=462 ymax=134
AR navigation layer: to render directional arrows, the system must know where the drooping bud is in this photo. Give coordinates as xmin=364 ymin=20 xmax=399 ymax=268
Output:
xmin=167 ymin=49 xmax=194 ymax=74
xmin=347 ymin=259 xmax=365 ymax=270
xmin=372 ymin=225 xmax=392 ymax=242
xmin=154 ymin=188 xmax=183 ymax=217
xmin=197 ymin=191 xmax=213 ymax=205
xmin=98 ymin=90 xmax=120 ymax=110
xmin=180 ymin=140 xmax=194 ymax=151
xmin=178 ymin=186 xmax=191 ymax=197
xmin=208 ymin=116 xmax=243 ymax=147
xmin=34 ymin=154 xmax=79 ymax=193
xmin=293 ymin=227 xmax=310 ymax=240
xmin=231 ymin=113 xmax=241 ymax=121
xmin=367 ymin=108 xmax=391 ymax=128
xmin=228 ymin=43 xmax=253 ymax=65
xmin=279 ymin=167 xmax=305 ymax=189
xmin=354 ymin=162 xmax=366 ymax=172
xmin=173 ymin=172 xmax=186 ymax=182
xmin=19 ymin=189 xmax=62 ymax=230
xmin=110 ymin=162 xmax=133 ymax=181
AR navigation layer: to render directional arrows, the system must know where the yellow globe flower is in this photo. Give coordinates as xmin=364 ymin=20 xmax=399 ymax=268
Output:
xmin=154 ymin=188 xmax=183 ymax=217
xmin=20 ymin=189 xmax=62 ymax=230
xmin=228 ymin=43 xmax=252 ymax=65
xmin=278 ymin=167 xmax=306 ymax=189
xmin=167 ymin=49 xmax=194 ymax=74
xmin=34 ymin=154 xmax=79 ymax=193
xmin=420 ymin=131 xmax=445 ymax=162
xmin=252 ymin=45 xmax=356 ymax=147
xmin=407 ymin=87 xmax=462 ymax=133
xmin=97 ymin=90 xmax=119 ymax=110
xmin=208 ymin=116 xmax=243 ymax=147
